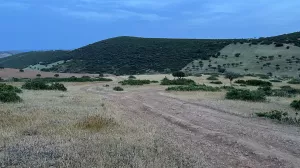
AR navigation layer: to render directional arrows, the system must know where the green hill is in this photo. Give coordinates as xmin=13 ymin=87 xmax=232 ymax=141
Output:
xmin=1 ymin=31 xmax=300 ymax=76
xmin=0 ymin=50 xmax=70 ymax=69
xmin=48 ymin=37 xmax=243 ymax=74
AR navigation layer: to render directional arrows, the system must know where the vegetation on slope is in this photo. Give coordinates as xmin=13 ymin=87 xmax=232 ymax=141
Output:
xmin=0 ymin=50 xmax=70 ymax=69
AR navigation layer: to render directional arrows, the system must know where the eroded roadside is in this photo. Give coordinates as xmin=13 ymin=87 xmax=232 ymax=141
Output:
xmin=83 ymin=83 xmax=300 ymax=168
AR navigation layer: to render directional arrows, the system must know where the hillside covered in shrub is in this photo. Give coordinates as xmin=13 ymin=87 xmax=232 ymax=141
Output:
xmin=1 ymin=31 xmax=300 ymax=75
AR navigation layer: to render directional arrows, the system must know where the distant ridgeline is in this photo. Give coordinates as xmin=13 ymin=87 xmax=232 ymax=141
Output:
xmin=0 ymin=31 xmax=299 ymax=75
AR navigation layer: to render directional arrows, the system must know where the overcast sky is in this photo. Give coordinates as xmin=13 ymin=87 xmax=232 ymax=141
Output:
xmin=0 ymin=0 xmax=299 ymax=50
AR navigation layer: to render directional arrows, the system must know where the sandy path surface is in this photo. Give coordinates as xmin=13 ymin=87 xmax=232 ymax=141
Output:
xmin=83 ymin=84 xmax=300 ymax=168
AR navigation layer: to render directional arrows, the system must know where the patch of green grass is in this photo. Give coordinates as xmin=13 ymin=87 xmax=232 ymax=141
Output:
xmin=113 ymin=86 xmax=124 ymax=91
xmin=76 ymin=115 xmax=116 ymax=131
xmin=161 ymin=77 xmax=196 ymax=85
xmin=226 ymin=89 xmax=266 ymax=102
xmin=119 ymin=79 xmax=151 ymax=85
xmin=166 ymin=84 xmax=220 ymax=92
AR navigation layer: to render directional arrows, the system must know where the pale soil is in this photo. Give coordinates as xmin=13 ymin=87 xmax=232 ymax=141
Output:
xmin=0 ymin=68 xmax=99 ymax=79
xmin=1 ymin=76 xmax=300 ymax=167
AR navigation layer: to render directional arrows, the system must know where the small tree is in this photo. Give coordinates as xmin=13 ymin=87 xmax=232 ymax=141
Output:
xmin=19 ymin=69 xmax=24 ymax=72
xmin=36 ymin=74 xmax=41 ymax=78
xmin=54 ymin=74 xmax=59 ymax=78
xmin=172 ymin=71 xmax=185 ymax=79
xmin=225 ymin=72 xmax=240 ymax=85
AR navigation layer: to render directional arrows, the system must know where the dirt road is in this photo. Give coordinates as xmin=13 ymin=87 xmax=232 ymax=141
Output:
xmin=83 ymin=84 xmax=300 ymax=168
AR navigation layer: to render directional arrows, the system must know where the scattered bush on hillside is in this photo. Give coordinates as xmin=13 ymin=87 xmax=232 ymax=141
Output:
xmin=225 ymin=89 xmax=266 ymax=102
xmin=36 ymin=74 xmax=41 ymax=77
xmin=22 ymin=81 xmax=67 ymax=91
xmin=54 ymin=74 xmax=59 ymax=78
xmin=210 ymin=81 xmax=223 ymax=85
xmin=275 ymin=43 xmax=284 ymax=47
xmin=150 ymin=80 xmax=159 ymax=83
xmin=166 ymin=84 xmax=220 ymax=92
xmin=161 ymin=77 xmax=196 ymax=85
xmin=291 ymin=100 xmax=300 ymax=110
xmin=119 ymin=79 xmax=151 ymax=85
xmin=113 ymin=86 xmax=124 ymax=91
xmin=288 ymin=79 xmax=300 ymax=84
xmin=19 ymin=69 xmax=24 ymax=72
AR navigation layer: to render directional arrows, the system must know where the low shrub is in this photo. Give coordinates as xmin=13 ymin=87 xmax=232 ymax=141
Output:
xmin=291 ymin=100 xmax=300 ymax=110
xmin=113 ymin=86 xmax=124 ymax=91
xmin=119 ymin=79 xmax=151 ymax=85
xmin=22 ymin=81 xmax=67 ymax=91
xmin=48 ymin=83 xmax=67 ymax=91
xmin=151 ymin=80 xmax=159 ymax=83
xmin=269 ymin=79 xmax=282 ymax=83
xmin=256 ymin=110 xmax=288 ymax=121
xmin=128 ymin=75 xmax=136 ymax=79
xmin=0 ymin=91 xmax=22 ymax=103
xmin=207 ymin=76 xmax=218 ymax=80
xmin=258 ymin=86 xmax=272 ymax=96
xmin=210 ymin=81 xmax=223 ymax=84
xmin=272 ymin=86 xmax=300 ymax=97
xmin=256 ymin=110 xmax=300 ymax=126
xmin=161 ymin=77 xmax=196 ymax=85
xmin=221 ymin=86 xmax=235 ymax=90
xmin=234 ymin=80 xmax=246 ymax=84
xmin=33 ymin=77 xmax=112 ymax=83
xmin=234 ymin=79 xmax=272 ymax=86
xmin=226 ymin=89 xmax=266 ymax=102
xmin=288 ymin=79 xmax=300 ymax=84
xmin=0 ymin=83 xmax=22 ymax=93
xmin=166 ymin=84 xmax=220 ymax=92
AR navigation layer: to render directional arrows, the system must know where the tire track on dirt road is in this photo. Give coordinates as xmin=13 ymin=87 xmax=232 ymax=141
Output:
xmin=82 ymin=84 xmax=300 ymax=168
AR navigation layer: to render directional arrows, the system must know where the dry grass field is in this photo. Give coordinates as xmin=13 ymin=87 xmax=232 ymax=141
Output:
xmin=1 ymin=74 xmax=300 ymax=167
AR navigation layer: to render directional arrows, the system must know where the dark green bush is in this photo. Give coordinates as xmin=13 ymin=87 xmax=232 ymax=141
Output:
xmin=0 ymin=91 xmax=22 ymax=103
xmin=226 ymin=89 xmax=266 ymax=101
xmin=166 ymin=84 xmax=220 ymax=92
xmin=269 ymin=79 xmax=282 ymax=83
xmin=210 ymin=81 xmax=223 ymax=84
xmin=33 ymin=77 xmax=112 ymax=82
xmin=151 ymin=80 xmax=159 ymax=83
xmin=0 ymin=83 xmax=22 ymax=93
xmin=119 ymin=79 xmax=151 ymax=85
xmin=22 ymin=81 xmax=67 ymax=91
xmin=234 ymin=80 xmax=246 ymax=84
xmin=113 ymin=86 xmax=124 ymax=91
xmin=207 ymin=76 xmax=218 ymax=80
xmin=256 ymin=110 xmax=288 ymax=121
xmin=258 ymin=86 xmax=272 ymax=96
xmin=235 ymin=79 xmax=272 ymax=86
xmin=48 ymin=83 xmax=67 ymax=91
xmin=288 ymin=79 xmax=300 ymax=84
xmin=128 ymin=75 xmax=136 ymax=79
xmin=272 ymin=86 xmax=300 ymax=97
xmin=291 ymin=100 xmax=300 ymax=110
xmin=161 ymin=77 xmax=196 ymax=85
